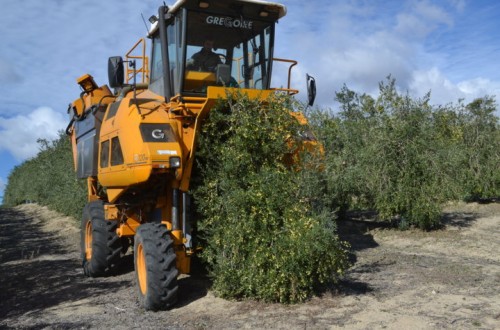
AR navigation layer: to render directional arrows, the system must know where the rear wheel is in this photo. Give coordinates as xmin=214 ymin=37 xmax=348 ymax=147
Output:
xmin=134 ymin=223 xmax=179 ymax=310
xmin=81 ymin=200 xmax=122 ymax=277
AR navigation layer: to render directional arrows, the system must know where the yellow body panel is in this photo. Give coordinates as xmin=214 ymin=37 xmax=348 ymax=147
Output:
xmin=97 ymin=91 xmax=183 ymax=193
xmin=184 ymin=71 xmax=217 ymax=90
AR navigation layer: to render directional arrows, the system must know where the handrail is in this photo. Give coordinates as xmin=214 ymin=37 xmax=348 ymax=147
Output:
xmin=270 ymin=87 xmax=299 ymax=95
xmin=125 ymin=38 xmax=150 ymax=84
xmin=231 ymin=56 xmax=299 ymax=94
xmin=272 ymin=58 xmax=298 ymax=95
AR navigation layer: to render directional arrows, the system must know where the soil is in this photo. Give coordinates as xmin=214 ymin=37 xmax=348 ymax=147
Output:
xmin=0 ymin=202 xmax=499 ymax=329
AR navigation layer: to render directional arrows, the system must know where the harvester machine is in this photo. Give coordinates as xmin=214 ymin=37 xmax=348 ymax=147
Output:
xmin=66 ymin=0 xmax=316 ymax=310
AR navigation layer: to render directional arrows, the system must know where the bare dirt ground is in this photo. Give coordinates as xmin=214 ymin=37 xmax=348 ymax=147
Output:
xmin=0 ymin=202 xmax=499 ymax=329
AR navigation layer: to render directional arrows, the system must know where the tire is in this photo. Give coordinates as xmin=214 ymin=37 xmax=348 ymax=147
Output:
xmin=81 ymin=200 xmax=122 ymax=277
xmin=134 ymin=223 xmax=179 ymax=311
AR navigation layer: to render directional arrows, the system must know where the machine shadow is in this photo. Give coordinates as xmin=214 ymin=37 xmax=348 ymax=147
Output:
xmin=175 ymin=256 xmax=211 ymax=308
xmin=0 ymin=208 xmax=130 ymax=321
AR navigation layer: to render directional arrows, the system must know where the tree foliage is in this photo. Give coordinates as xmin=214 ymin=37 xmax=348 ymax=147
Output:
xmin=3 ymin=132 xmax=86 ymax=219
xmin=192 ymin=93 xmax=349 ymax=303
xmin=458 ymin=97 xmax=500 ymax=199
xmin=308 ymin=77 xmax=500 ymax=229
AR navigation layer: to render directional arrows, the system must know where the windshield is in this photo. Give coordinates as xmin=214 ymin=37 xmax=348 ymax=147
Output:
xmin=183 ymin=10 xmax=274 ymax=94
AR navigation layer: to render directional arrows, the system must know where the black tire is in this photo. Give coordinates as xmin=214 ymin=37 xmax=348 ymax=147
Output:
xmin=134 ymin=223 xmax=179 ymax=311
xmin=81 ymin=200 xmax=122 ymax=277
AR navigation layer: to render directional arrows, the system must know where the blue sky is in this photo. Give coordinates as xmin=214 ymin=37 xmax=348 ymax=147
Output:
xmin=1 ymin=0 xmax=499 ymax=201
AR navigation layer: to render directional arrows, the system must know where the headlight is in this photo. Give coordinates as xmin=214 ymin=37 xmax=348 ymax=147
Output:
xmin=140 ymin=124 xmax=176 ymax=142
xmin=169 ymin=156 xmax=181 ymax=168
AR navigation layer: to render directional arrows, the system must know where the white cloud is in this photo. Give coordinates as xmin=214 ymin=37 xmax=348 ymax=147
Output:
xmin=457 ymin=78 xmax=500 ymax=99
xmin=276 ymin=2 xmax=420 ymax=105
xmin=0 ymin=1 xmax=157 ymax=117
xmin=275 ymin=0 xmax=499 ymax=109
xmin=395 ymin=0 xmax=453 ymax=37
xmin=410 ymin=68 xmax=500 ymax=106
xmin=413 ymin=1 xmax=453 ymax=27
xmin=0 ymin=107 xmax=66 ymax=161
xmin=410 ymin=67 xmax=464 ymax=103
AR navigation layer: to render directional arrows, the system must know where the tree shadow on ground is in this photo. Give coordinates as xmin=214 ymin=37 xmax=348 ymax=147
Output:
xmin=463 ymin=196 xmax=499 ymax=204
xmin=337 ymin=210 xmax=383 ymax=253
xmin=440 ymin=211 xmax=479 ymax=229
xmin=0 ymin=208 xmax=130 ymax=322
xmin=333 ymin=211 xmax=385 ymax=297
xmin=333 ymin=206 xmax=483 ymax=297
xmin=441 ymin=199 xmax=499 ymax=229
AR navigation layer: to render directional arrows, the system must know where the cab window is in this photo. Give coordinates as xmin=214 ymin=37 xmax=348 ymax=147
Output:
xmin=183 ymin=10 xmax=274 ymax=94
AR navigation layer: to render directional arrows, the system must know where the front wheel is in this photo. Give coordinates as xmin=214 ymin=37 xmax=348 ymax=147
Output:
xmin=81 ymin=200 xmax=122 ymax=277
xmin=134 ymin=223 xmax=179 ymax=311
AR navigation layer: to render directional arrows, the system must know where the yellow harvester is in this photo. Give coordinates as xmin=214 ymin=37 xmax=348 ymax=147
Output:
xmin=66 ymin=0 xmax=316 ymax=310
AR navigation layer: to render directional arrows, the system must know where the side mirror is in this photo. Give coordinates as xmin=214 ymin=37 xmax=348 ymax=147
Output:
xmin=306 ymin=74 xmax=316 ymax=107
xmin=108 ymin=56 xmax=124 ymax=88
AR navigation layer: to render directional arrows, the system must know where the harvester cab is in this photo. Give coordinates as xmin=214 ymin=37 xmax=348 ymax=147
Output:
xmin=66 ymin=0 xmax=316 ymax=311
xmin=140 ymin=0 xmax=292 ymax=97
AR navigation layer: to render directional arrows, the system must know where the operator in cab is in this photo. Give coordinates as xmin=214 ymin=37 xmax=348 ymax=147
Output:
xmin=187 ymin=37 xmax=222 ymax=72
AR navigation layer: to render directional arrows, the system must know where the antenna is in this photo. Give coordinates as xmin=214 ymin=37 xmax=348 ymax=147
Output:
xmin=141 ymin=13 xmax=149 ymax=34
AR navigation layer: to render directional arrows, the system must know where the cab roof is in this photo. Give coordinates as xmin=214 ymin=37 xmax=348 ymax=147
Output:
xmin=168 ymin=0 xmax=287 ymax=18
xmin=149 ymin=0 xmax=286 ymax=35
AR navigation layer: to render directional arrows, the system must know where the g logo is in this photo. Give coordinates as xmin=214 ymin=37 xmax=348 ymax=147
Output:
xmin=223 ymin=17 xmax=233 ymax=28
xmin=152 ymin=129 xmax=165 ymax=139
